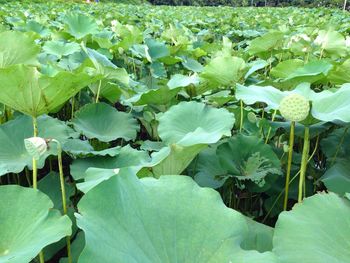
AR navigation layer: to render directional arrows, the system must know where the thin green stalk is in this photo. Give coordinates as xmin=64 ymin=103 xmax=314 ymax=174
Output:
xmin=71 ymin=96 xmax=75 ymax=119
xmin=51 ymin=139 xmax=72 ymax=263
xmin=298 ymin=127 xmax=310 ymax=203
xmin=239 ymin=100 xmax=244 ymax=133
xmin=264 ymin=109 xmax=277 ymax=144
xmin=32 ymin=117 xmax=45 ymax=263
xmin=32 ymin=117 xmax=38 ymax=189
xmin=263 ymin=139 xmax=317 ymax=222
xmin=95 ymin=79 xmax=102 ymax=103
xmin=283 ymin=121 xmax=295 ymax=210
xmin=39 ymin=252 xmax=45 ymax=263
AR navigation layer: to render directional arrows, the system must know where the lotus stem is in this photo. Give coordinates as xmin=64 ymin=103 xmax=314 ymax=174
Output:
xmin=32 ymin=116 xmax=38 ymax=189
xmin=283 ymin=121 xmax=295 ymax=210
xmin=31 ymin=117 xmax=45 ymax=263
xmin=239 ymin=100 xmax=244 ymax=133
xmin=50 ymin=139 xmax=72 ymax=263
xmin=95 ymin=79 xmax=102 ymax=103
xmin=71 ymin=96 xmax=75 ymax=119
xmin=298 ymin=126 xmax=310 ymax=203
xmin=263 ymin=137 xmax=318 ymax=222
xmin=264 ymin=109 xmax=277 ymax=144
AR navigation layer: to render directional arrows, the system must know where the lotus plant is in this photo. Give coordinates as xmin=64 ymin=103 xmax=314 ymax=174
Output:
xmin=24 ymin=137 xmax=72 ymax=263
xmin=279 ymin=93 xmax=310 ymax=205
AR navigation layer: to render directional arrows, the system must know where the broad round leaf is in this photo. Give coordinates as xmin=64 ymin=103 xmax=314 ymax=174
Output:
xmin=273 ymin=192 xmax=350 ymax=263
xmin=43 ymin=40 xmax=81 ymax=58
xmin=158 ymin=101 xmax=234 ymax=146
xmin=76 ymin=173 xmax=276 ymax=263
xmin=200 ymin=56 xmax=245 ymax=88
xmin=0 ymin=31 xmax=40 ymax=67
xmin=0 ymin=115 xmax=78 ymax=176
xmin=72 ymin=103 xmax=139 ymax=142
xmin=217 ymin=134 xmax=282 ymax=189
xmin=0 ymin=185 xmax=71 ymax=263
xmin=312 ymin=84 xmax=350 ymax=123
xmin=65 ymin=13 xmax=99 ymax=39
xmin=0 ymin=64 xmax=98 ymax=117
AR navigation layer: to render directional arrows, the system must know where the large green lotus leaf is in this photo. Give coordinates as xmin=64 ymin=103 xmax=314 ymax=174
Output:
xmin=312 ymin=84 xmax=350 ymax=123
xmin=193 ymin=145 xmax=226 ymax=189
xmin=182 ymin=57 xmax=204 ymax=72
xmin=200 ymin=56 xmax=245 ymax=87
xmin=0 ymin=31 xmax=40 ymax=67
xmin=217 ymin=134 xmax=282 ymax=189
xmin=76 ymin=173 xmax=276 ymax=263
xmin=320 ymin=162 xmax=350 ymax=195
xmin=314 ymin=29 xmax=347 ymax=57
xmin=158 ymin=101 xmax=234 ymax=146
xmin=0 ymin=64 xmax=97 ymax=117
xmin=145 ymin=38 xmax=170 ymax=61
xmin=72 ymin=103 xmax=139 ymax=142
xmin=236 ymin=83 xmax=331 ymax=110
xmin=328 ymin=59 xmax=350 ymax=85
xmin=63 ymin=139 xmax=122 ymax=158
xmin=273 ymin=192 xmax=350 ymax=263
xmin=70 ymin=145 xmax=150 ymax=180
xmin=0 ymin=115 xmax=78 ymax=176
xmin=242 ymin=218 xmax=274 ymax=253
xmin=248 ymin=31 xmax=284 ymax=55
xmin=38 ymin=172 xmax=76 ymax=261
xmin=321 ymin=127 xmax=350 ymax=161
xmin=89 ymin=67 xmax=129 ymax=103
xmin=167 ymin=74 xmax=199 ymax=89
xmin=126 ymin=86 xmax=181 ymax=106
xmin=70 ymin=156 xmax=119 ymax=181
xmin=245 ymin=59 xmax=269 ymax=79
xmin=236 ymin=84 xmax=285 ymax=110
xmin=65 ymin=13 xmax=99 ymax=39
xmin=0 ymin=185 xmax=72 ymax=263
xmin=141 ymin=144 xmax=207 ymax=177
xmin=43 ymin=40 xmax=81 ymax=58
xmin=283 ymin=60 xmax=332 ymax=84
xmin=270 ymin=59 xmax=304 ymax=79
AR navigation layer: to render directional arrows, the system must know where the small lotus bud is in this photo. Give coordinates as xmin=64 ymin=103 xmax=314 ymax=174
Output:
xmin=111 ymin=20 xmax=117 ymax=27
xmin=24 ymin=137 xmax=48 ymax=160
xmin=247 ymin=112 xmax=257 ymax=123
xmin=279 ymin=93 xmax=310 ymax=122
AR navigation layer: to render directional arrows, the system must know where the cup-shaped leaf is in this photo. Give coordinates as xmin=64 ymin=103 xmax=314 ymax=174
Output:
xmin=72 ymin=102 xmax=139 ymax=142
xmin=158 ymin=101 xmax=234 ymax=146
xmin=65 ymin=13 xmax=99 ymax=39
xmin=0 ymin=64 xmax=98 ymax=117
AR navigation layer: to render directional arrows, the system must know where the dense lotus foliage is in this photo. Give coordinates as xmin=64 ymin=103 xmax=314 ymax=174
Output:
xmin=0 ymin=1 xmax=350 ymax=262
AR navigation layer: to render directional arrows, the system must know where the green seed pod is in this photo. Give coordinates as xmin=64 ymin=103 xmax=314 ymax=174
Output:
xmin=279 ymin=93 xmax=310 ymax=122
xmin=247 ymin=112 xmax=257 ymax=123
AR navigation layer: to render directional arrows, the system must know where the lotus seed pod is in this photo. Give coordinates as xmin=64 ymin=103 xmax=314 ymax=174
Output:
xmin=279 ymin=93 xmax=310 ymax=122
xmin=24 ymin=137 xmax=48 ymax=160
xmin=247 ymin=112 xmax=257 ymax=123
